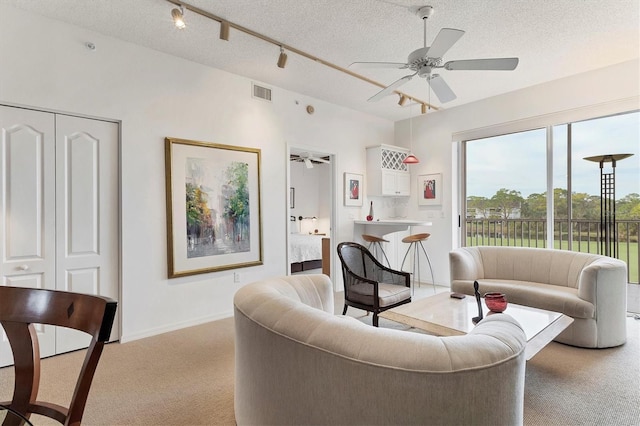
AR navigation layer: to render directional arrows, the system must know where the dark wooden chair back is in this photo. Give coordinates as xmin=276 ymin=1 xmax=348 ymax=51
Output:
xmin=0 ymin=286 xmax=117 ymax=426
xmin=337 ymin=242 xmax=410 ymax=326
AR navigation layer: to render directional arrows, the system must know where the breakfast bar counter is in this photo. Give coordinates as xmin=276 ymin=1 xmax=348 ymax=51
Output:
xmin=353 ymin=219 xmax=432 ymax=238
xmin=353 ymin=219 xmax=432 ymax=268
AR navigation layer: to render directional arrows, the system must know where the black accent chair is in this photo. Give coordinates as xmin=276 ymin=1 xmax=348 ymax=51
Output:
xmin=337 ymin=242 xmax=411 ymax=326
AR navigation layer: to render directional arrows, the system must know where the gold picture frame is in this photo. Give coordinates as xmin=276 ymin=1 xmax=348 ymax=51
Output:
xmin=165 ymin=137 xmax=263 ymax=278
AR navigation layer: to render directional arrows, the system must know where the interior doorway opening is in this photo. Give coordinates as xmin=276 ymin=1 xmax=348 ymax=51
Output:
xmin=287 ymin=146 xmax=336 ymax=280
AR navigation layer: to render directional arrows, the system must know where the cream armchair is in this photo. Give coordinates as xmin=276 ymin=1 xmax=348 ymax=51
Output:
xmin=234 ymin=274 xmax=527 ymax=425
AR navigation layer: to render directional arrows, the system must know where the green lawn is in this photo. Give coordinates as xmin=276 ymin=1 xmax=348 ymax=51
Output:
xmin=465 ymin=237 xmax=639 ymax=283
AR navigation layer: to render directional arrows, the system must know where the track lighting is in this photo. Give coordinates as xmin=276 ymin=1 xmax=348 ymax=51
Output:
xmin=277 ymin=46 xmax=288 ymax=69
xmin=421 ymin=103 xmax=427 ymax=114
xmin=398 ymin=95 xmax=408 ymax=106
xmin=171 ymin=6 xmax=186 ymax=29
xmin=164 ymin=0 xmax=437 ymax=110
xmin=219 ymin=21 xmax=230 ymax=40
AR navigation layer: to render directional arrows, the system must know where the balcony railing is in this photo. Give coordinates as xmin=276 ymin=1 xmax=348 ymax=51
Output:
xmin=465 ymin=218 xmax=639 ymax=284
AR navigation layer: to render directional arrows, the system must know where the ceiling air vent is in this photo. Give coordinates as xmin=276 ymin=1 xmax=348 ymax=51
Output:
xmin=252 ymin=83 xmax=272 ymax=102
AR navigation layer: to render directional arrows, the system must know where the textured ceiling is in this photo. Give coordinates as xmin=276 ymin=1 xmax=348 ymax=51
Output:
xmin=3 ymin=0 xmax=639 ymax=121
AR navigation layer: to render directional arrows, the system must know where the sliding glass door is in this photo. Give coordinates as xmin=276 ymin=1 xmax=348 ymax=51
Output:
xmin=463 ymin=111 xmax=639 ymax=283
xmin=465 ymin=128 xmax=548 ymax=247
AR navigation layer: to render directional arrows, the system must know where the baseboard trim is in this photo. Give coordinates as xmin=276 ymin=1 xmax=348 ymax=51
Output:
xmin=119 ymin=310 xmax=233 ymax=343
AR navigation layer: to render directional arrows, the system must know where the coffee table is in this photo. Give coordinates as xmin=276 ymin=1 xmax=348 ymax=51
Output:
xmin=379 ymin=292 xmax=574 ymax=360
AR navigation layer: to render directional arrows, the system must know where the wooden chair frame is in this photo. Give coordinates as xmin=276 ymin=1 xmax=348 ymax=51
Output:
xmin=0 ymin=286 xmax=117 ymax=426
xmin=337 ymin=242 xmax=411 ymax=326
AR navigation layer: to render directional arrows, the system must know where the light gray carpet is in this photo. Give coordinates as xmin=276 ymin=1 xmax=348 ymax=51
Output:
xmin=1 ymin=292 xmax=638 ymax=425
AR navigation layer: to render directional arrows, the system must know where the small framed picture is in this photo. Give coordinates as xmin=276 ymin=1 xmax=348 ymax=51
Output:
xmin=344 ymin=173 xmax=363 ymax=206
xmin=418 ymin=173 xmax=442 ymax=206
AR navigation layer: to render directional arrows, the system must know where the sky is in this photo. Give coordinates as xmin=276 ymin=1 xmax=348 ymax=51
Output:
xmin=466 ymin=111 xmax=640 ymax=199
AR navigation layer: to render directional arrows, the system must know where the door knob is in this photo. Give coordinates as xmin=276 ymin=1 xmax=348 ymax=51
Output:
xmin=18 ymin=264 xmax=29 ymax=271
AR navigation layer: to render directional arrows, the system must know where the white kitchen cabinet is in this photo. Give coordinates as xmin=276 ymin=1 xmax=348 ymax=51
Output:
xmin=367 ymin=145 xmax=410 ymax=196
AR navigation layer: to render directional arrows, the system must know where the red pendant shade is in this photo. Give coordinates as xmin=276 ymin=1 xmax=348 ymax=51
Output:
xmin=403 ymin=154 xmax=420 ymax=164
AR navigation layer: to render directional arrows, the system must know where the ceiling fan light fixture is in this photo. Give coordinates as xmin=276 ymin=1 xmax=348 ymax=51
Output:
xmin=171 ymin=6 xmax=186 ymax=29
xmin=303 ymin=158 xmax=313 ymax=169
xmin=219 ymin=21 xmax=230 ymax=40
xmin=277 ymin=46 xmax=288 ymax=68
xmin=403 ymin=154 xmax=420 ymax=164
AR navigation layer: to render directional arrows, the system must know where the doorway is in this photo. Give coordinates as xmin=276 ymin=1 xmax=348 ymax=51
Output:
xmin=287 ymin=146 xmax=336 ymax=280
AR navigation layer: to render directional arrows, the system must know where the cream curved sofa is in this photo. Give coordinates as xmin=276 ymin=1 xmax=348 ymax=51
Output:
xmin=449 ymin=246 xmax=628 ymax=349
xmin=234 ymin=274 xmax=527 ymax=426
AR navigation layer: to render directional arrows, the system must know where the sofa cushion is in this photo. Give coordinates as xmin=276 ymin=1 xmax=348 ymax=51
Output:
xmin=476 ymin=246 xmax=601 ymax=288
xmin=348 ymin=282 xmax=411 ymax=307
xmin=453 ymin=279 xmax=595 ymax=319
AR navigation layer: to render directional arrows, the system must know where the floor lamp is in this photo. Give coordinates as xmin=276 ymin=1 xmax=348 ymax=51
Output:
xmin=583 ymin=153 xmax=633 ymax=257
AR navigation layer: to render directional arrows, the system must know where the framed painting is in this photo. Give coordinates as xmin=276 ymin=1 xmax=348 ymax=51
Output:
xmin=165 ymin=137 xmax=263 ymax=278
xmin=344 ymin=173 xmax=363 ymax=206
xmin=418 ymin=173 xmax=442 ymax=206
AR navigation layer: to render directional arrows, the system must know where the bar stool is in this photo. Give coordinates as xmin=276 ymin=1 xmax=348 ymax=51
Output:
xmin=361 ymin=234 xmax=391 ymax=267
xmin=400 ymin=233 xmax=436 ymax=293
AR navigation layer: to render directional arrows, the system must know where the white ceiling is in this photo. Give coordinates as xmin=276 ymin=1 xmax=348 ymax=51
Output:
xmin=4 ymin=0 xmax=639 ymax=122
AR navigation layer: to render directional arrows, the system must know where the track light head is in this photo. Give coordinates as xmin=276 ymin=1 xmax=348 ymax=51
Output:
xmin=171 ymin=6 xmax=186 ymax=29
xmin=421 ymin=103 xmax=427 ymax=114
xmin=398 ymin=95 xmax=408 ymax=106
xmin=219 ymin=21 xmax=230 ymax=41
xmin=277 ymin=46 xmax=288 ymax=69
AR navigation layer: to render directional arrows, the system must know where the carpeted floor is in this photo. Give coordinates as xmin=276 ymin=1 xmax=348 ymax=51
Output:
xmin=1 ymin=285 xmax=638 ymax=425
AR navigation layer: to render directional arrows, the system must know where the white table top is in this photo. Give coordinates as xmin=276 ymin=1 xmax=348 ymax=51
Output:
xmin=380 ymin=292 xmax=573 ymax=360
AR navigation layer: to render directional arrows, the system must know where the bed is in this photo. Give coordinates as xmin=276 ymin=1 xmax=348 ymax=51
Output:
xmin=289 ymin=233 xmax=328 ymax=273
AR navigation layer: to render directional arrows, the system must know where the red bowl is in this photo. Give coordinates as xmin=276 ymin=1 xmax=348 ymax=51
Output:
xmin=484 ymin=292 xmax=508 ymax=313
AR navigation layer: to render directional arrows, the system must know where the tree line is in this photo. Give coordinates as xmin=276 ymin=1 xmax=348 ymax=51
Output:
xmin=468 ymin=188 xmax=640 ymax=220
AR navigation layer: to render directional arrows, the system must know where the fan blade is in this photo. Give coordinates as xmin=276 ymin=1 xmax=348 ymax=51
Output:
xmin=350 ymin=61 xmax=408 ymax=69
xmin=444 ymin=58 xmax=519 ymax=71
xmin=310 ymin=157 xmax=330 ymax=164
xmin=428 ymin=74 xmax=457 ymax=103
xmin=427 ymin=28 xmax=465 ymax=59
xmin=367 ymin=73 xmax=416 ymax=102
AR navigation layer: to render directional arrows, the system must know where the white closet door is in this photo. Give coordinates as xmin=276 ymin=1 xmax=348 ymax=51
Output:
xmin=55 ymin=114 xmax=119 ymax=353
xmin=0 ymin=106 xmax=120 ymax=366
xmin=0 ymin=106 xmax=57 ymax=366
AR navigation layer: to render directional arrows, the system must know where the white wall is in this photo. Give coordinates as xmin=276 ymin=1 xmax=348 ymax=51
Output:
xmin=0 ymin=5 xmax=392 ymax=342
xmin=397 ymin=59 xmax=640 ymax=287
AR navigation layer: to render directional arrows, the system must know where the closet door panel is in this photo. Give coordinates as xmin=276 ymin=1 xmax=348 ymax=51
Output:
xmin=55 ymin=115 xmax=119 ymax=353
xmin=0 ymin=105 xmax=56 ymax=366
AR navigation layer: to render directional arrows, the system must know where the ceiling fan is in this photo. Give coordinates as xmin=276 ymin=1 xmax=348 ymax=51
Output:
xmin=290 ymin=152 xmax=331 ymax=168
xmin=350 ymin=5 xmax=519 ymax=104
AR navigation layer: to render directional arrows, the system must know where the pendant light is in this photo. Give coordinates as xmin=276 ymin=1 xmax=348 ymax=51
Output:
xmin=403 ymin=103 xmax=420 ymax=164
